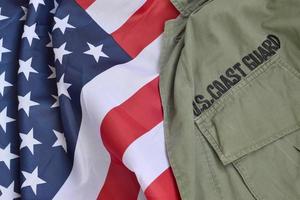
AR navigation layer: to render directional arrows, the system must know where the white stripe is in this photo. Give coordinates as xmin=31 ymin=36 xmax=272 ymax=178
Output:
xmin=86 ymin=0 xmax=146 ymax=33
xmin=81 ymin=36 xmax=161 ymax=124
xmin=122 ymin=122 xmax=169 ymax=190
xmin=138 ymin=189 xmax=147 ymax=200
xmin=53 ymin=97 xmax=110 ymax=200
xmin=54 ymin=37 xmax=162 ymax=199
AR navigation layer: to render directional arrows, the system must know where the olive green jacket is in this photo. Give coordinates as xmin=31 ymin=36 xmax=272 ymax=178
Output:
xmin=160 ymin=0 xmax=300 ymax=199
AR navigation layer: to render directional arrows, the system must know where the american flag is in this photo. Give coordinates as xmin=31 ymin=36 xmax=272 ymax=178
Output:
xmin=0 ymin=0 xmax=180 ymax=199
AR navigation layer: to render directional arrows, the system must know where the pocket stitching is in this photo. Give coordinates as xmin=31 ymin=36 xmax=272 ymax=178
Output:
xmin=196 ymin=127 xmax=225 ymax=200
xmin=194 ymin=56 xmax=281 ymax=123
xmin=233 ymin=162 xmax=265 ymax=200
xmin=199 ymin=120 xmax=300 ymax=165
xmin=278 ymin=59 xmax=300 ymax=80
xmin=195 ymin=55 xmax=300 ymax=164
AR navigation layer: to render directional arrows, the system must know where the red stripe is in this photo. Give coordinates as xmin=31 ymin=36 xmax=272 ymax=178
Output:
xmin=76 ymin=0 xmax=95 ymax=9
xmin=97 ymin=159 xmax=140 ymax=200
xmin=144 ymin=168 xmax=181 ymax=200
xmin=91 ymin=1 xmax=179 ymax=199
xmin=100 ymin=77 xmax=163 ymax=160
xmin=112 ymin=0 xmax=179 ymax=58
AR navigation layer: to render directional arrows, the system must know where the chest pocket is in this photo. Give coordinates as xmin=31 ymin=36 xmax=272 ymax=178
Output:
xmin=195 ymin=56 xmax=300 ymax=200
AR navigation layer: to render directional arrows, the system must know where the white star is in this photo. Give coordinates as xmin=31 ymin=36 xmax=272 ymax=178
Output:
xmin=0 ymin=107 xmax=15 ymax=133
xmin=50 ymin=0 xmax=59 ymax=14
xmin=0 ymin=144 xmax=18 ymax=169
xmin=22 ymin=23 xmax=39 ymax=46
xmin=0 ymin=72 xmax=12 ymax=96
xmin=29 ymin=0 xmax=45 ymax=12
xmin=20 ymin=129 xmax=41 ymax=155
xmin=0 ymin=182 xmax=20 ymax=200
xmin=53 ymin=42 xmax=72 ymax=64
xmin=47 ymin=65 xmax=56 ymax=79
xmin=46 ymin=32 xmax=53 ymax=47
xmin=84 ymin=43 xmax=109 ymax=62
xmin=20 ymin=6 xmax=28 ymax=21
xmin=53 ymin=15 xmax=75 ymax=34
xmin=18 ymin=57 xmax=38 ymax=80
xmin=0 ymin=38 xmax=11 ymax=61
xmin=0 ymin=8 xmax=9 ymax=21
xmin=57 ymin=74 xmax=71 ymax=99
xmin=18 ymin=92 xmax=39 ymax=116
xmin=51 ymin=95 xmax=59 ymax=108
xmin=52 ymin=130 xmax=67 ymax=152
xmin=22 ymin=167 xmax=46 ymax=195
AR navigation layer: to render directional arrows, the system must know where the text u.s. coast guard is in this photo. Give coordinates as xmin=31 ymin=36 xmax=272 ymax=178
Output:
xmin=193 ymin=34 xmax=280 ymax=117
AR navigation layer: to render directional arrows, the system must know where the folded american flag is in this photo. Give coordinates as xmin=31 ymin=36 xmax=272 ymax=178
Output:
xmin=0 ymin=0 xmax=180 ymax=199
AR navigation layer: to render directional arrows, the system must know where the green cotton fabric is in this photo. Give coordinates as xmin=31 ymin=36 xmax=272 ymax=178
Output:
xmin=159 ymin=0 xmax=300 ymax=199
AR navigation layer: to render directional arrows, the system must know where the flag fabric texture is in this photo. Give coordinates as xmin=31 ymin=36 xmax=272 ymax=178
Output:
xmin=0 ymin=0 xmax=180 ymax=199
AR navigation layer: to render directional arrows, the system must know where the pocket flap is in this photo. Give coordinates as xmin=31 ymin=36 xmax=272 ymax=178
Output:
xmin=196 ymin=57 xmax=300 ymax=165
